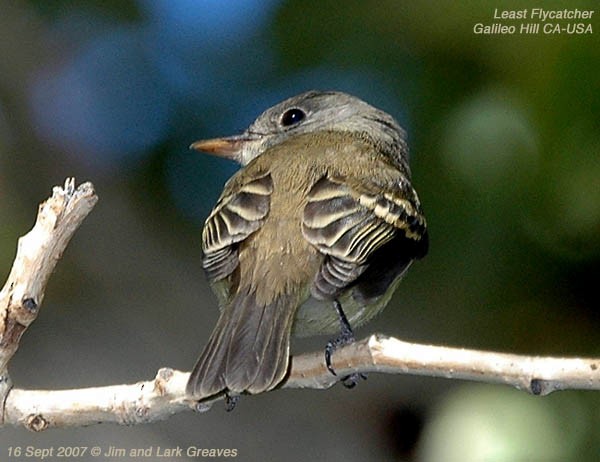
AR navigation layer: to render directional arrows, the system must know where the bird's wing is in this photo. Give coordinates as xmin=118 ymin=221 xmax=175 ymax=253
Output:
xmin=302 ymin=174 xmax=427 ymax=300
xmin=202 ymin=171 xmax=273 ymax=282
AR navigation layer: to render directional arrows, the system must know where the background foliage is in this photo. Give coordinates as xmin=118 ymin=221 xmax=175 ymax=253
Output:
xmin=1 ymin=1 xmax=598 ymax=460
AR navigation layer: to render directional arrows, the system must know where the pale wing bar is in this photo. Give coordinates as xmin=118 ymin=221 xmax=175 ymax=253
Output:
xmin=202 ymin=172 xmax=273 ymax=282
xmin=302 ymin=175 xmax=426 ymax=300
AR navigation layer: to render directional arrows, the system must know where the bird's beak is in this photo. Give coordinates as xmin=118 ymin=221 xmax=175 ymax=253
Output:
xmin=190 ymin=134 xmax=254 ymax=161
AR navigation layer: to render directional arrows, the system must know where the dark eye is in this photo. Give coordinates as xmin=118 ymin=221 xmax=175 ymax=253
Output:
xmin=280 ymin=108 xmax=306 ymax=127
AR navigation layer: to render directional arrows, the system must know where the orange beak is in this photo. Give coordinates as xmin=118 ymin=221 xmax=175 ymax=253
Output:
xmin=190 ymin=135 xmax=252 ymax=161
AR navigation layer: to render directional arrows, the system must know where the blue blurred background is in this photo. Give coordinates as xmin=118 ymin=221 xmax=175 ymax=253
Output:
xmin=1 ymin=1 xmax=598 ymax=460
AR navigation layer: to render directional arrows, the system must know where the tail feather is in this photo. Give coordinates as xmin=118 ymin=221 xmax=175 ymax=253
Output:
xmin=225 ymin=290 xmax=273 ymax=392
xmin=187 ymin=309 xmax=230 ymax=397
xmin=187 ymin=288 xmax=297 ymax=400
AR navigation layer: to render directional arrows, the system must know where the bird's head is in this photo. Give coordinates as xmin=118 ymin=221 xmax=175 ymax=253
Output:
xmin=191 ymin=90 xmax=408 ymax=166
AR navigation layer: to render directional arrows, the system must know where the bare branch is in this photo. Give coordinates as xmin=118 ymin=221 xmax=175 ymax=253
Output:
xmin=2 ymin=334 xmax=599 ymax=430
xmin=284 ymin=334 xmax=600 ymax=396
xmin=0 ymin=179 xmax=97 ymax=422
xmin=4 ymin=368 xmax=192 ymax=431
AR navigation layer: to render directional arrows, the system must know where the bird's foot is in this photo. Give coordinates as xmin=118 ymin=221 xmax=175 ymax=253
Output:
xmin=224 ymin=393 xmax=240 ymax=412
xmin=324 ymin=300 xmax=367 ymax=388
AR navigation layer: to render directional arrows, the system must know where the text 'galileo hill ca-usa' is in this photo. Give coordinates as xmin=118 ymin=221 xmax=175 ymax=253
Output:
xmin=474 ymin=7 xmax=594 ymax=35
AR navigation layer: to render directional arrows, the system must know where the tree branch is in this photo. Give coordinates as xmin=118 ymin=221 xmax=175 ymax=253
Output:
xmin=2 ymin=334 xmax=600 ymax=430
xmin=0 ymin=178 xmax=599 ymax=431
xmin=0 ymin=179 xmax=97 ymax=423
xmin=284 ymin=334 xmax=600 ymax=395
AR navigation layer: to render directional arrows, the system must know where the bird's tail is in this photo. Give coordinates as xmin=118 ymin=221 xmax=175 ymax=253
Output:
xmin=186 ymin=287 xmax=298 ymax=400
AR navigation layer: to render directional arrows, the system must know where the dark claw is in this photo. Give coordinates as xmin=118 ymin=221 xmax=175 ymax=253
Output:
xmin=325 ymin=300 xmax=367 ymax=387
xmin=342 ymin=373 xmax=368 ymax=388
xmin=225 ymin=393 xmax=240 ymax=412
xmin=325 ymin=340 xmax=337 ymax=376
xmin=342 ymin=374 xmax=358 ymax=388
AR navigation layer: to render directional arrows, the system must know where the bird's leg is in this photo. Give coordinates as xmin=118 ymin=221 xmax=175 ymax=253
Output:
xmin=325 ymin=299 xmax=367 ymax=388
xmin=225 ymin=392 xmax=240 ymax=412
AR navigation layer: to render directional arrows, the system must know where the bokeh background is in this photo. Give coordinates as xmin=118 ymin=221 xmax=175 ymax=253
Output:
xmin=1 ymin=0 xmax=599 ymax=460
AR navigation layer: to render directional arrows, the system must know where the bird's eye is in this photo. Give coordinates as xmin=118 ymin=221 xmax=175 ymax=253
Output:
xmin=280 ymin=108 xmax=306 ymax=127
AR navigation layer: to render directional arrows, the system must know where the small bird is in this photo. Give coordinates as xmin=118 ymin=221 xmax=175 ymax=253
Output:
xmin=187 ymin=91 xmax=428 ymax=408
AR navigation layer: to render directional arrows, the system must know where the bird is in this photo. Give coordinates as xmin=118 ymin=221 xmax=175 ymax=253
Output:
xmin=186 ymin=90 xmax=428 ymax=409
